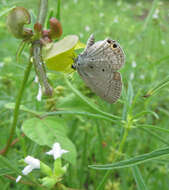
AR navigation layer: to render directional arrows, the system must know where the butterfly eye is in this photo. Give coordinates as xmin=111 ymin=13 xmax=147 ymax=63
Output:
xmin=89 ymin=65 xmax=93 ymax=69
xmin=107 ymin=39 xmax=112 ymax=43
xmin=113 ymin=43 xmax=117 ymax=48
xmin=71 ymin=64 xmax=76 ymax=70
xmin=102 ymin=69 xmax=105 ymax=72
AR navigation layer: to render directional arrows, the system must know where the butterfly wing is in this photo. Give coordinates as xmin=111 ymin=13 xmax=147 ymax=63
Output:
xmin=77 ymin=61 xmax=122 ymax=103
xmin=83 ymin=38 xmax=125 ymax=70
xmin=76 ymin=36 xmax=124 ymax=103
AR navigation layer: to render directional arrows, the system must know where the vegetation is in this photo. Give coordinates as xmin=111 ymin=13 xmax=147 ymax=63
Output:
xmin=0 ymin=0 xmax=169 ymax=189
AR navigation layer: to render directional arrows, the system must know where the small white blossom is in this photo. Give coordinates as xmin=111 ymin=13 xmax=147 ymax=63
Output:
xmin=113 ymin=17 xmax=119 ymax=23
xmin=117 ymin=1 xmax=121 ymax=6
xmin=85 ymin=26 xmax=90 ymax=32
xmin=46 ymin=143 xmax=69 ymax=160
xmin=34 ymin=75 xmax=39 ymax=83
xmin=130 ymin=72 xmax=134 ymax=80
xmin=99 ymin=12 xmax=104 ymax=18
xmin=74 ymin=0 xmax=78 ymax=4
xmin=153 ymin=9 xmax=159 ymax=19
xmin=16 ymin=156 xmax=40 ymax=183
xmin=132 ymin=61 xmax=136 ymax=68
xmin=79 ymin=33 xmax=84 ymax=38
xmin=63 ymin=5 xmax=68 ymax=10
xmin=0 ymin=62 xmax=4 ymax=68
xmin=158 ymin=1 xmax=163 ymax=5
xmin=140 ymin=74 xmax=145 ymax=80
xmin=136 ymin=2 xmax=142 ymax=7
xmin=36 ymin=84 xmax=42 ymax=101
xmin=161 ymin=40 xmax=166 ymax=45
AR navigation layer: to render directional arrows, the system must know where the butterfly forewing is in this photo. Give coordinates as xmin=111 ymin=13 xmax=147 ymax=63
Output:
xmin=75 ymin=35 xmax=125 ymax=103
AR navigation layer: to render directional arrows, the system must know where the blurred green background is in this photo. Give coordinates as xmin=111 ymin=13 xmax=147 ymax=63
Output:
xmin=0 ymin=0 xmax=169 ymax=189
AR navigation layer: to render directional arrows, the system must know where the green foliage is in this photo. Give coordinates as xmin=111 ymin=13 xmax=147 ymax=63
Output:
xmin=0 ymin=0 xmax=169 ymax=190
xmin=22 ymin=117 xmax=77 ymax=165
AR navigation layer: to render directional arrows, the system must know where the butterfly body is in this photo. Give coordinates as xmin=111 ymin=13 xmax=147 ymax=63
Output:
xmin=72 ymin=34 xmax=125 ymax=103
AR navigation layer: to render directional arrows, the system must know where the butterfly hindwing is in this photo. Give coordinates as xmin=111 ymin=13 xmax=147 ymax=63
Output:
xmin=75 ymin=35 xmax=125 ymax=103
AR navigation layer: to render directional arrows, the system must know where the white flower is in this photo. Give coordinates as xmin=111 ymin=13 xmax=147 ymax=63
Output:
xmin=140 ymin=74 xmax=145 ymax=80
xmin=99 ymin=12 xmax=104 ymax=18
xmin=74 ymin=0 xmax=78 ymax=3
xmin=46 ymin=143 xmax=69 ymax=160
xmin=113 ymin=17 xmax=119 ymax=23
xmin=0 ymin=62 xmax=4 ymax=68
xmin=34 ymin=75 xmax=39 ymax=83
xmin=85 ymin=26 xmax=90 ymax=32
xmin=130 ymin=72 xmax=134 ymax=80
xmin=132 ymin=61 xmax=136 ymax=68
xmin=153 ymin=9 xmax=159 ymax=19
xmin=136 ymin=2 xmax=142 ymax=7
xmin=117 ymin=1 xmax=121 ymax=6
xmin=161 ymin=40 xmax=166 ymax=45
xmin=79 ymin=33 xmax=84 ymax=38
xmin=16 ymin=156 xmax=40 ymax=183
xmin=36 ymin=84 xmax=42 ymax=101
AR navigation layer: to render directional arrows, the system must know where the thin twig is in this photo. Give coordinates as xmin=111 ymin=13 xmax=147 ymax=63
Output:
xmin=1 ymin=0 xmax=49 ymax=156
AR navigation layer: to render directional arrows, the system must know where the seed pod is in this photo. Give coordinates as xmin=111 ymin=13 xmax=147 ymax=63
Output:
xmin=34 ymin=22 xmax=42 ymax=33
xmin=49 ymin=17 xmax=62 ymax=39
xmin=6 ymin=7 xmax=32 ymax=39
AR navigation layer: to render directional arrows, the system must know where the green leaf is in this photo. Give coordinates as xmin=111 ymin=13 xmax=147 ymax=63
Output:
xmin=137 ymin=124 xmax=169 ymax=134
xmin=89 ymin=147 xmax=169 ymax=170
xmin=134 ymin=110 xmax=159 ymax=120
xmin=132 ymin=166 xmax=148 ymax=190
xmin=0 ymin=168 xmax=15 ymax=176
xmin=22 ymin=117 xmax=77 ymax=165
xmin=144 ymin=75 xmax=169 ymax=97
xmin=56 ymin=0 xmax=61 ymax=20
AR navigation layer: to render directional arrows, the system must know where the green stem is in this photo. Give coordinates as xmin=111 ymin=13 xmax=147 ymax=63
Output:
xmin=2 ymin=0 xmax=49 ymax=156
xmin=142 ymin=0 xmax=159 ymax=31
xmin=3 ymin=61 xmax=32 ymax=155
xmin=96 ymin=123 xmax=130 ymax=190
xmin=96 ymin=120 xmax=104 ymax=162
xmin=37 ymin=0 xmax=48 ymax=26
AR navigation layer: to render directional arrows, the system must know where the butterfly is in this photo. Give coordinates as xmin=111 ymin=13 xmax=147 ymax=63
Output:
xmin=72 ymin=34 xmax=125 ymax=103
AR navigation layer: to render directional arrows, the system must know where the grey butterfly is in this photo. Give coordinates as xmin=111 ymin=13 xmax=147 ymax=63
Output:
xmin=72 ymin=34 xmax=125 ymax=103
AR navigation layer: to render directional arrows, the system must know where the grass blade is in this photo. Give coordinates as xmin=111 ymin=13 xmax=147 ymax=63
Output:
xmin=132 ymin=166 xmax=148 ymax=190
xmin=144 ymin=75 xmax=169 ymax=97
xmin=89 ymin=147 xmax=169 ymax=170
xmin=137 ymin=124 xmax=169 ymax=134
xmin=138 ymin=127 xmax=169 ymax=146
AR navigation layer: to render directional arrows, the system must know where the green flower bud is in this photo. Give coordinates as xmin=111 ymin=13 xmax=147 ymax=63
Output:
xmin=40 ymin=162 xmax=53 ymax=176
xmin=6 ymin=7 xmax=32 ymax=39
xmin=41 ymin=176 xmax=59 ymax=189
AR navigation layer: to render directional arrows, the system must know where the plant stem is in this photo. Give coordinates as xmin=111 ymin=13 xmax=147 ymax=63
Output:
xmin=32 ymin=40 xmax=52 ymax=96
xmin=96 ymin=123 xmax=130 ymax=190
xmin=3 ymin=61 xmax=32 ymax=155
xmin=2 ymin=0 xmax=49 ymax=156
xmin=33 ymin=0 xmax=52 ymax=96
xmin=37 ymin=0 xmax=48 ymax=26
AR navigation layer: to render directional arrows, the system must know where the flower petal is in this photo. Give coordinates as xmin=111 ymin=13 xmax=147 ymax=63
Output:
xmin=16 ymin=175 xmax=22 ymax=183
xmin=24 ymin=156 xmax=40 ymax=168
